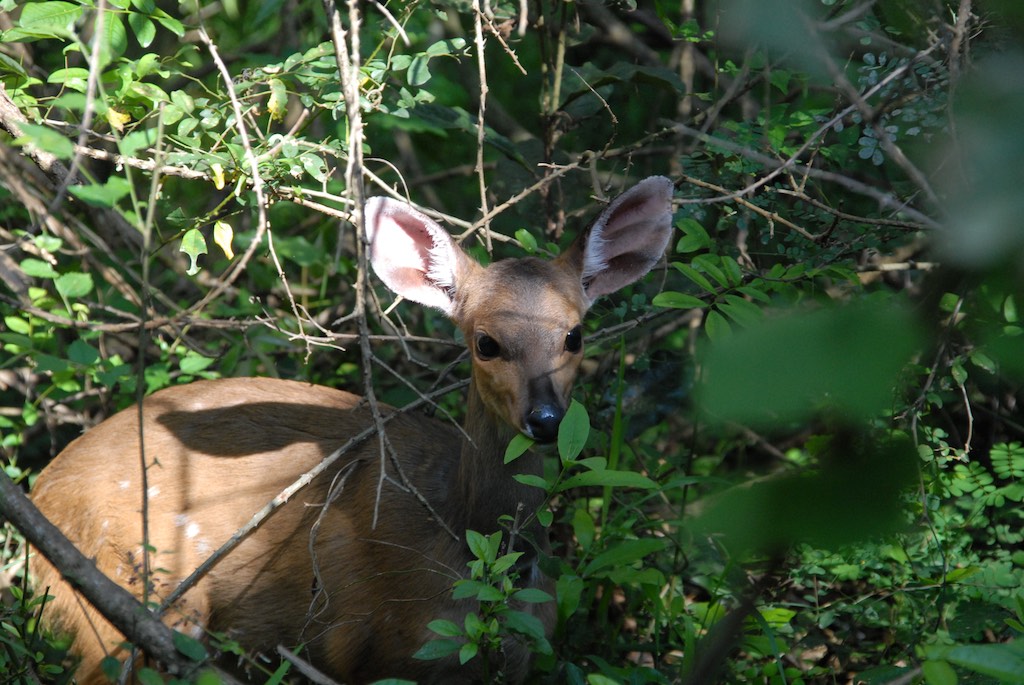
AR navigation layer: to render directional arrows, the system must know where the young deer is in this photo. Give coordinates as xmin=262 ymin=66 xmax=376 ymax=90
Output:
xmin=31 ymin=176 xmax=674 ymax=684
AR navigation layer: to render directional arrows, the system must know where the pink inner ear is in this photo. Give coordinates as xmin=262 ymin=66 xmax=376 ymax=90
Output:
xmin=364 ymin=198 xmax=459 ymax=315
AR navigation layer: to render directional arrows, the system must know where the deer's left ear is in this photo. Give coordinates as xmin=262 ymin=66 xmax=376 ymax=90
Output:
xmin=562 ymin=176 xmax=675 ymax=305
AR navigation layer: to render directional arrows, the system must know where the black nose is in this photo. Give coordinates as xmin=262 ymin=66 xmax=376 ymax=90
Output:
xmin=525 ymin=404 xmax=564 ymax=443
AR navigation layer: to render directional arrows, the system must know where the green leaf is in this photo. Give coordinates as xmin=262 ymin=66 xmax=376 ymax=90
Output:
xmin=95 ymin=11 xmax=128 ymax=62
xmin=20 ymin=258 xmax=59 ymax=279
xmin=408 ymin=55 xmax=431 ymax=86
xmin=556 ymin=574 xmax=584 ymax=621
xmin=48 ymin=67 xmax=90 ymax=91
xmin=571 ymin=508 xmax=595 ymax=550
xmin=55 ymin=272 xmax=94 ymax=299
xmin=736 ymin=285 xmax=772 ymax=303
xmin=426 ymin=619 xmax=463 ymax=638
xmin=673 ymin=262 xmax=716 ymax=293
xmin=944 ymin=566 xmax=981 ymax=584
xmin=68 ymin=177 xmax=132 ymax=208
xmin=515 ymin=229 xmax=538 ymax=253
xmin=412 ymin=638 xmax=461 ymax=661
xmin=951 ymin=360 xmax=967 ymax=386
xmin=458 ymin=641 xmax=478 ymax=665
xmin=698 ymin=297 xmax=924 ymax=425
xmin=15 ymin=122 xmax=73 ymax=159
xmin=465 ymin=530 xmax=490 ymax=562
xmin=15 ymin=2 xmax=82 ymax=38
xmin=172 ymin=630 xmax=207 ymax=661
xmin=704 ymin=309 xmax=731 ymax=340
xmin=67 ymin=339 xmax=100 ymax=365
xmin=490 ymin=552 xmax=522 ymax=576
xmin=558 ymin=469 xmax=658 ymax=491
xmin=583 ymin=539 xmax=666 ymax=576
xmin=151 ymin=8 xmax=185 ymax=36
xmin=512 ymin=473 xmax=549 ymax=489
xmin=944 ymin=643 xmax=1024 ymax=682
xmin=179 ymin=354 xmax=214 ymax=375
xmin=426 ymin=37 xmax=467 ymax=56
xmin=719 ymin=294 xmax=763 ymax=327
xmin=691 ymin=434 xmax=918 ymax=555
xmin=180 ymin=228 xmax=208 ymax=276
xmin=4 ymin=316 xmax=31 ymax=335
xmin=128 ymin=11 xmax=156 ymax=48
xmin=137 ymin=668 xmax=164 ymax=685
xmin=652 ymin=291 xmax=704 ymax=309
xmin=463 ymin=612 xmax=487 ymax=639
xmin=557 ymin=399 xmax=590 ymax=463
xmin=693 ymin=254 xmax=730 ymax=287
xmin=588 ymin=675 xmax=622 ymax=685
xmin=921 ymin=660 xmax=958 ymax=685
xmin=512 ymin=588 xmax=553 ymax=603
xmin=300 ymin=153 xmax=328 ymax=182
xmin=452 ymin=579 xmax=489 ymax=600
xmin=503 ymin=609 xmax=546 ymax=640
xmin=504 ymin=433 xmax=533 ymax=463
xmin=676 ymin=218 xmax=712 ymax=252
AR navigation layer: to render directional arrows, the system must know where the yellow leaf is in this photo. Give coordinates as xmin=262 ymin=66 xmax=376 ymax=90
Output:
xmin=211 ymin=162 xmax=225 ymax=190
xmin=106 ymin=108 xmax=131 ymax=133
xmin=213 ymin=220 xmax=234 ymax=259
xmin=268 ymin=78 xmax=287 ymax=122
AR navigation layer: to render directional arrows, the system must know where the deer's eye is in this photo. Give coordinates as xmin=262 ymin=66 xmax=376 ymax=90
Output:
xmin=564 ymin=325 xmax=583 ymax=354
xmin=475 ymin=333 xmax=501 ymax=360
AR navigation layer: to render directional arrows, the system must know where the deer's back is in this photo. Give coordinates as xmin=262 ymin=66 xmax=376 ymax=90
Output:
xmin=32 ymin=377 xmax=480 ymax=683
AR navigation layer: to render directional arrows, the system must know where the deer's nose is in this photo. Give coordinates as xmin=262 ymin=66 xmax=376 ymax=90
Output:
xmin=525 ymin=403 xmax=564 ymax=443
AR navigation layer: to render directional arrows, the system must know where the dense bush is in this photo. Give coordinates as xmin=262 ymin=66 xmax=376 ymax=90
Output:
xmin=1 ymin=0 xmax=1022 ymax=683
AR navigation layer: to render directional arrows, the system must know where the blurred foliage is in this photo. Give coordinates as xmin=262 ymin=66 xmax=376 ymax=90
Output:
xmin=1 ymin=0 xmax=1023 ymax=683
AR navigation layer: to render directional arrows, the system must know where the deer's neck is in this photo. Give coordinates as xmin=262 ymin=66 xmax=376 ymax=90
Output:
xmin=453 ymin=380 xmax=546 ymax=539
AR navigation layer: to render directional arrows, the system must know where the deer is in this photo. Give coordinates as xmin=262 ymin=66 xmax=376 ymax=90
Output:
xmin=30 ymin=176 xmax=674 ymax=684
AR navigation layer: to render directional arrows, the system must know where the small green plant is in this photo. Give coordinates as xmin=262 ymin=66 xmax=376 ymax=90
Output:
xmin=0 ymin=503 xmax=71 ymax=685
xmin=414 ymin=529 xmax=553 ymax=681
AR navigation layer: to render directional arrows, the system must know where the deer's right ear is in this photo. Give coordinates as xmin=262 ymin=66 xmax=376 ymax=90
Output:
xmin=364 ymin=197 xmax=475 ymax=316
xmin=568 ymin=176 xmax=675 ymax=305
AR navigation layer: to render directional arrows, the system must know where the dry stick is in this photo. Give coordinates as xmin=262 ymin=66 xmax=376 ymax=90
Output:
xmin=775 ymin=188 xmax=929 ymax=231
xmin=0 ymin=473 xmax=243 ymax=684
xmin=195 ymin=28 xmax=314 ymax=357
xmin=276 ymin=645 xmax=343 ymax=685
xmin=122 ymin=89 xmax=170 ymax=685
xmin=322 ymin=0 xmax=385 ymax=526
xmin=181 ymin=31 xmax=269 ymax=322
xmin=945 ymin=0 xmax=973 ymax=145
xmin=680 ymin=173 xmax=819 ymax=242
xmin=471 ymin=0 xmax=493 ymax=252
xmin=329 ymin=0 xmax=459 ymax=540
xmin=47 ymin=0 xmax=106 ymax=215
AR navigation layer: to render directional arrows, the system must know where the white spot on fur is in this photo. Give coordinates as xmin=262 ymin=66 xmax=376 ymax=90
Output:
xmin=118 ymin=480 xmax=130 ymax=490
xmin=185 ymin=522 xmax=201 ymax=539
xmin=147 ymin=486 xmax=160 ymax=499
xmin=175 ymin=513 xmax=189 ymax=527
